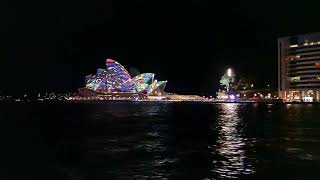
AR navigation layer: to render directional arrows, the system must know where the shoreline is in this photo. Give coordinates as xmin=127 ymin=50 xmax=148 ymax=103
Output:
xmin=63 ymin=99 xmax=320 ymax=104
xmin=2 ymin=98 xmax=320 ymax=104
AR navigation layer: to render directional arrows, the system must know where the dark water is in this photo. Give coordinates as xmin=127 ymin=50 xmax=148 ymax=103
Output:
xmin=1 ymin=102 xmax=320 ymax=180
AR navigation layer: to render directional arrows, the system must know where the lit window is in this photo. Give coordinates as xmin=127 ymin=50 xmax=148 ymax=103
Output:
xmin=290 ymin=76 xmax=300 ymax=82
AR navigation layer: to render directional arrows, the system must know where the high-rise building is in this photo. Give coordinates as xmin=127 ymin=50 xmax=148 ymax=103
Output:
xmin=278 ymin=32 xmax=320 ymax=102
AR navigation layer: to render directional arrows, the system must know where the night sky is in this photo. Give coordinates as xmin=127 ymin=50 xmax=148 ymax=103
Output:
xmin=2 ymin=0 xmax=320 ymax=95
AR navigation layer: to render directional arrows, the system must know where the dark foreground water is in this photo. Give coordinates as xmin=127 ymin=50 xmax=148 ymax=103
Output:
xmin=1 ymin=102 xmax=320 ymax=180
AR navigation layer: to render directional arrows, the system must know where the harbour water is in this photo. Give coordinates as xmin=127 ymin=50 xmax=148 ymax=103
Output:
xmin=1 ymin=102 xmax=320 ymax=179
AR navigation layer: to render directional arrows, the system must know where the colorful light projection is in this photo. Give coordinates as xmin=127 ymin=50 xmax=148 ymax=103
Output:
xmin=132 ymin=73 xmax=155 ymax=92
xmin=105 ymin=59 xmax=132 ymax=92
xmin=84 ymin=59 xmax=167 ymax=94
xmin=147 ymin=80 xmax=167 ymax=94
xmin=132 ymin=73 xmax=155 ymax=84
xmin=85 ymin=69 xmax=107 ymax=91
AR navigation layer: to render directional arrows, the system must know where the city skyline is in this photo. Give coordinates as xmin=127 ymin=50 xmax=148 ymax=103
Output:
xmin=3 ymin=2 xmax=320 ymax=179
xmin=2 ymin=1 xmax=320 ymax=94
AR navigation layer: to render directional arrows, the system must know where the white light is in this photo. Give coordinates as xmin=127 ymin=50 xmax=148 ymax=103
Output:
xmin=227 ymin=68 xmax=232 ymax=77
xmin=290 ymin=44 xmax=298 ymax=48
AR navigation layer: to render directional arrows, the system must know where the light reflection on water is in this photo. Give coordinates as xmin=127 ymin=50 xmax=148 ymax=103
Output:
xmin=5 ymin=102 xmax=320 ymax=179
xmin=211 ymin=103 xmax=255 ymax=178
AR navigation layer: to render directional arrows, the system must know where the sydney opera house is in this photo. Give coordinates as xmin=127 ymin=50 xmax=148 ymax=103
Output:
xmin=79 ymin=59 xmax=167 ymax=98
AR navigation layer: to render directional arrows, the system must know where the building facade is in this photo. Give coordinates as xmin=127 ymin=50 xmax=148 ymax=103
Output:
xmin=278 ymin=32 xmax=320 ymax=102
xmin=83 ymin=59 xmax=167 ymax=96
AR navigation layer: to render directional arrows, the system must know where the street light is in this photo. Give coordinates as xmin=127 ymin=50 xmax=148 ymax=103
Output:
xmin=226 ymin=68 xmax=232 ymax=92
xmin=227 ymin=68 xmax=232 ymax=77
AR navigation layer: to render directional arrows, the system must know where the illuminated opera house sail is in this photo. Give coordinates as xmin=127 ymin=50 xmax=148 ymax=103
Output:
xmin=81 ymin=59 xmax=167 ymax=96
